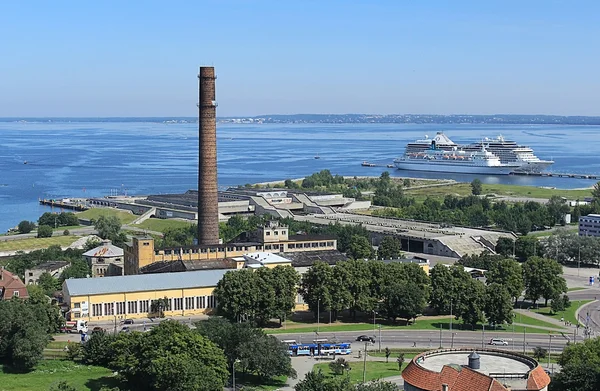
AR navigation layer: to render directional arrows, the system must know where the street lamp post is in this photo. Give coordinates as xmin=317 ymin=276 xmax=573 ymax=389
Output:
xmin=317 ymin=298 xmax=320 ymax=333
xmin=451 ymin=332 xmax=456 ymax=349
xmin=523 ymin=327 xmax=527 ymax=355
xmin=362 ymin=341 xmax=368 ymax=384
xmin=481 ymin=323 xmax=485 ymax=349
xmin=373 ymin=310 xmax=376 ymax=332
xmin=548 ymin=334 xmax=552 ymax=368
xmin=378 ymin=324 xmax=382 ymax=352
xmin=233 ymin=359 xmax=240 ymax=390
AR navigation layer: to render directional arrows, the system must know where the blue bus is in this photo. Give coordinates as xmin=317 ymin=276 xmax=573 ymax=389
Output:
xmin=282 ymin=339 xmax=352 ymax=356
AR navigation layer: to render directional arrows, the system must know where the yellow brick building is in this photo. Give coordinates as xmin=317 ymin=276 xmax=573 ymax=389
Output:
xmin=63 ymin=270 xmax=228 ymax=322
xmin=123 ymin=222 xmax=337 ymax=275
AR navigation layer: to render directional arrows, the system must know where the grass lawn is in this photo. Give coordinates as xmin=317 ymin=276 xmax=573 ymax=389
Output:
xmin=0 ymin=236 xmax=80 ymax=252
xmin=532 ymin=300 xmax=593 ymax=325
xmin=76 ymin=208 xmax=137 ymax=224
xmin=131 ymin=218 xmax=193 ymax=233
xmin=514 ymin=313 xmax=565 ymax=330
xmin=0 ymin=361 xmax=121 ymax=391
xmin=267 ymin=316 xmax=556 ymax=335
xmin=404 ymin=182 xmax=592 ymax=200
xmin=235 ymin=374 xmax=287 ymax=390
xmin=568 ymin=287 xmax=587 ymax=292
xmin=313 ymin=361 xmax=402 ymax=384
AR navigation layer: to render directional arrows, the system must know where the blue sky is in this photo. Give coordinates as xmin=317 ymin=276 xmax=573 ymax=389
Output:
xmin=0 ymin=1 xmax=598 ymax=117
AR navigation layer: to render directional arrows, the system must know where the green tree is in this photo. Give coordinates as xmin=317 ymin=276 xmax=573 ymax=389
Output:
xmin=429 ymin=263 xmax=455 ymax=314
xmin=471 ymin=179 xmax=482 ymax=195
xmin=238 ymin=334 xmax=297 ymax=380
xmin=396 ymin=353 xmax=405 ymax=371
xmin=37 ymin=225 xmax=53 ymax=238
xmin=381 ymin=281 xmax=426 ymax=323
xmin=346 ymin=235 xmax=373 ymax=260
xmin=495 ymin=237 xmax=515 ymax=257
xmin=533 ymin=346 xmax=547 ymax=361
xmin=150 ymin=297 xmax=170 ymax=318
xmin=484 ymin=283 xmax=513 ymax=326
xmin=262 ymin=266 xmax=300 ymax=325
xmin=0 ymin=299 xmax=50 ymax=372
xmin=337 ymin=259 xmax=374 ymax=318
xmin=214 ymin=269 xmax=262 ymax=323
xmin=515 ymin=235 xmax=539 ymax=261
xmin=94 ymin=215 xmax=126 ymax=246
xmin=38 ymin=212 xmax=58 ymax=228
xmin=551 ymin=337 xmax=600 ymax=391
xmin=17 ymin=220 xmax=35 ymax=234
xmin=60 ymin=260 xmax=91 ymax=281
xmin=38 ymin=272 xmax=61 ymax=296
xmin=294 ymin=369 xmax=352 ymax=391
xmin=455 ymin=278 xmax=486 ymax=327
xmin=110 ymin=320 xmax=228 ymax=391
xmin=80 ymin=330 xmax=116 ymax=366
xmin=523 ymin=256 xmax=567 ymax=306
xmin=356 ymin=381 xmax=399 ymax=391
xmin=329 ymin=357 xmax=349 ymax=375
xmin=377 ymin=236 xmax=402 ymax=260
xmin=299 ymin=261 xmax=335 ymax=317
xmin=486 ymin=258 xmax=524 ymax=304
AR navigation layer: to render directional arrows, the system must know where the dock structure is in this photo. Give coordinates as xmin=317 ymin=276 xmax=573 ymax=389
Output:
xmin=39 ymin=199 xmax=89 ymax=211
xmin=510 ymin=172 xmax=599 ymax=180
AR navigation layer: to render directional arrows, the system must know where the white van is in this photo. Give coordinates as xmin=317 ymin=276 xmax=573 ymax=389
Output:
xmin=489 ymin=338 xmax=508 ymax=346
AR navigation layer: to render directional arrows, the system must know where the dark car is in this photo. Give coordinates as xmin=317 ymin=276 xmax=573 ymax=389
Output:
xmin=92 ymin=326 xmax=104 ymax=333
xmin=356 ymin=335 xmax=375 ymax=343
xmin=120 ymin=326 xmax=131 ymax=333
xmin=124 ymin=319 xmax=135 ymax=325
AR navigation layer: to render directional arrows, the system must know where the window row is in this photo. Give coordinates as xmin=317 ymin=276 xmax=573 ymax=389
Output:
xmin=89 ymin=295 xmax=217 ymax=316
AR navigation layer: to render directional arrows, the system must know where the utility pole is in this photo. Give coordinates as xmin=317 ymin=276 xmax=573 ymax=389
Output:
xmin=548 ymin=334 xmax=552 ymax=368
xmin=578 ymin=245 xmax=581 ymax=277
xmin=481 ymin=323 xmax=485 ymax=349
xmin=450 ymin=299 xmax=453 ymax=334
xmin=523 ymin=327 xmax=527 ymax=354
xmin=439 ymin=325 xmax=443 ymax=348
xmin=362 ymin=341 xmax=368 ymax=384
xmin=317 ymin=298 xmax=320 ymax=333
xmin=378 ymin=325 xmax=382 ymax=352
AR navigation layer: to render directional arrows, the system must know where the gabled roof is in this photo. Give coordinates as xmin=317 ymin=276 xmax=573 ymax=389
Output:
xmin=83 ymin=242 xmax=124 ymax=258
xmin=527 ymin=366 xmax=551 ymax=390
xmin=64 ymin=269 xmax=230 ymax=297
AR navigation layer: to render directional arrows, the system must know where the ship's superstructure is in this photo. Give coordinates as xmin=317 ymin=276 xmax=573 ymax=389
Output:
xmin=397 ymin=132 xmax=554 ymax=174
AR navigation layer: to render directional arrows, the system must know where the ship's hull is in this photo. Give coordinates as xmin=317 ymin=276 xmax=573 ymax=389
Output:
xmin=393 ymin=159 xmax=516 ymax=175
xmin=511 ymin=160 xmax=555 ymax=173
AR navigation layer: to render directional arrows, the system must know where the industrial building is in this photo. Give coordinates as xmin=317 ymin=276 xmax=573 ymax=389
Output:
xmin=24 ymin=261 xmax=69 ymax=285
xmin=123 ymin=221 xmax=339 ymax=275
xmin=579 ymin=214 xmax=600 ymax=237
xmin=402 ymin=349 xmax=550 ymax=391
xmin=296 ymin=213 xmax=516 ymax=258
xmin=84 ymin=240 xmax=124 ymax=277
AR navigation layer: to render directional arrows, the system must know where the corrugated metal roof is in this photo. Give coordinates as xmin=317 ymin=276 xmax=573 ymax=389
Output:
xmin=64 ymin=269 xmax=230 ymax=296
xmin=83 ymin=242 xmax=124 ymax=258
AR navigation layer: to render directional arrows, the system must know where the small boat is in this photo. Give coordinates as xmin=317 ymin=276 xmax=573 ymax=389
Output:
xmin=314 ymin=154 xmax=320 ymax=159
xmin=386 ymin=164 xmax=394 ymax=168
xmin=361 ymin=161 xmax=376 ymax=167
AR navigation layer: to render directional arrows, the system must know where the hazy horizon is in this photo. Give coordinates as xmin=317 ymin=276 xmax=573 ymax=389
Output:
xmin=1 ymin=1 xmax=599 ymax=117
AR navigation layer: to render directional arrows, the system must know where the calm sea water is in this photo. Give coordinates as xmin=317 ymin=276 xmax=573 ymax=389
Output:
xmin=1 ymin=121 xmax=599 ymax=233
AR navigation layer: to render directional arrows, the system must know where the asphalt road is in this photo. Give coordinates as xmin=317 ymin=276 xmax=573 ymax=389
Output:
xmin=272 ymin=329 xmax=571 ymax=354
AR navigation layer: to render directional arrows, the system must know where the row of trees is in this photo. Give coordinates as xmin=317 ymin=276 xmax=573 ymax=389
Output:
xmin=460 ymin=253 xmax=568 ymax=306
xmin=300 ymin=260 xmax=429 ymax=323
xmin=0 ymin=291 xmax=63 ymax=372
xmin=214 ymin=266 xmax=299 ymax=325
xmin=374 ymin=194 xmax=570 ymax=235
xmin=68 ymin=319 xmax=295 ymax=391
xmin=541 ymin=229 xmax=600 ymax=266
xmin=17 ymin=212 xmax=80 ymax=234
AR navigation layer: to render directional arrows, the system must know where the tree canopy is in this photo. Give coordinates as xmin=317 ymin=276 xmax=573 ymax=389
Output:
xmin=523 ymin=256 xmax=567 ymax=306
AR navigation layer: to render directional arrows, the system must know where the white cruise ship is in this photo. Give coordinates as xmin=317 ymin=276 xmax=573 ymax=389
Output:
xmin=400 ymin=132 xmax=554 ymax=174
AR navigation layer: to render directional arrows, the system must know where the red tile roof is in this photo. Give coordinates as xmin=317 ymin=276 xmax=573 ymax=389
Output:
xmin=527 ymin=366 xmax=551 ymax=390
xmin=403 ymin=351 xmax=552 ymax=391
xmin=0 ymin=269 xmax=28 ymax=299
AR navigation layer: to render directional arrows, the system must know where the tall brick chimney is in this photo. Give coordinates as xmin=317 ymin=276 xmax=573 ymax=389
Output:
xmin=197 ymin=67 xmax=219 ymax=245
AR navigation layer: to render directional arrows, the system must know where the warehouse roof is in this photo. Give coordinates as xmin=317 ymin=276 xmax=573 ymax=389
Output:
xmin=64 ymin=269 xmax=230 ymax=297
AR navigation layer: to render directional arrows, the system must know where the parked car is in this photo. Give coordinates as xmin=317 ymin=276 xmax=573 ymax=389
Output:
xmin=124 ymin=319 xmax=135 ymax=325
xmin=489 ymin=338 xmax=509 ymax=346
xmin=120 ymin=326 xmax=131 ymax=333
xmin=356 ymin=335 xmax=375 ymax=343
xmin=91 ymin=326 xmax=104 ymax=333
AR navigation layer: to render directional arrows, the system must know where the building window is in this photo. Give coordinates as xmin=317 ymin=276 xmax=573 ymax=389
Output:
xmin=274 ymin=231 xmax=278 ymax=235
xmin=13 ymin=291 xmax=19 ymax=297
xmin=207 ymin=295 xmax=216 ymax=309
xmin=282 ymin=230 xmax=286 ymax=235
xmin=140 ymin=300 xmax=149 ymax=313
xmin=266 ymin=232 xmax=271 ymax=236
xmin=128 ymin=301 xmax=138 ymax=314
xmin=74 ymin=302 xmax=81 ymax=309
xmin=197 ymin=296 xmax=206 ymax=309
xmin=303 ymin=243 xmax=310 ymax=248
xmin=143 ymin=242 xmax=150 ymax=246
xmin=185 ymin=297 xmax=195 ymax=310
xmin=92 ymin=303 xmax=102 ymax=316
xmin=265 ymin=245 xmax=272 ymax=250
xmin=174 ymin=298 xmax=183 ymax=311
xmin=116 ymin=301 xmax=126 ymax=315
xmin=104 ymin=303 xmax=114 ymax=316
